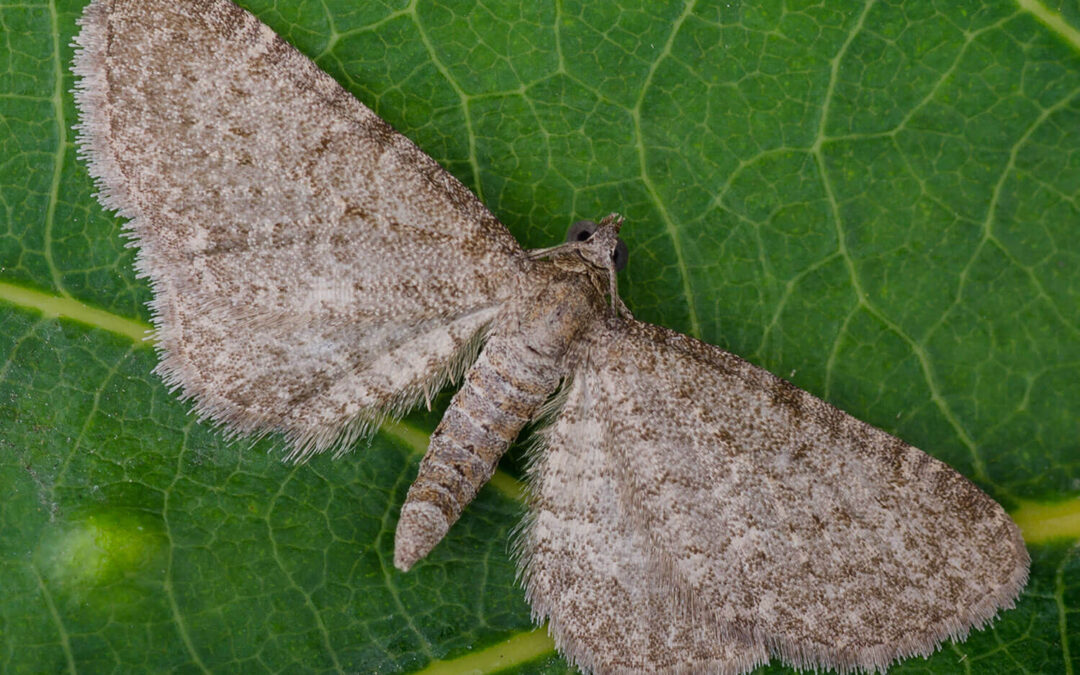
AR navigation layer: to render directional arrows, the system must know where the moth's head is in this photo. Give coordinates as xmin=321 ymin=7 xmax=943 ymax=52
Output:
xmin=563 ymin=213 xmax=628 ymax=273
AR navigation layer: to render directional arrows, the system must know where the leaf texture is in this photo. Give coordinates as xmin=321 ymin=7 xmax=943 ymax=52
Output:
xmin=1 ymin=0 xmax=1078 ymax=673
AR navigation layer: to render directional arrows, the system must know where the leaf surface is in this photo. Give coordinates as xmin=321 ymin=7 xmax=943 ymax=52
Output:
xmin=1 ymin=0 xmax=1078 ymax=672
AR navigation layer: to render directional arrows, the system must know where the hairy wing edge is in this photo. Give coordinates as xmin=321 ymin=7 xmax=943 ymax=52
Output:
xmin=516 ymin=373 xmax=769 ymax=674
xmin=519 ymin=317 xmax=1029 ymax=673
xmin=605 ymin=319 xmax=1030 ymax=672
xmin=71 ymin=0 xmax=523 ymax=457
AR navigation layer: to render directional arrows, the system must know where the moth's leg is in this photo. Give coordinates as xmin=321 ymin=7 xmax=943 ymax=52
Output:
xmin=393 ymin=334 xmax=560 ymax=571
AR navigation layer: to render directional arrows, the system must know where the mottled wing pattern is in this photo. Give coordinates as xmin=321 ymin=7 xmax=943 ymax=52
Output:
xmin=73 ymin=0 xmax=529 ymax=456
xmin=519 ymin=382 xmax=769 ymax=674
xmin=523 ymin=319 xmax=1029 ymax=673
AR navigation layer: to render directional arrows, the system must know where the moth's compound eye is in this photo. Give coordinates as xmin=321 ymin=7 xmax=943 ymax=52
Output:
xmin=612 ymin=238 xmax=629 ymax=272
xmin=566 ymin=220 xmax=598 ymax=243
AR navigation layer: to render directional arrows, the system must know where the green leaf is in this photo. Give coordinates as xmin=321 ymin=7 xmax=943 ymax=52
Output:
xmin=1 ymin=0 xmax=1078 ymax=673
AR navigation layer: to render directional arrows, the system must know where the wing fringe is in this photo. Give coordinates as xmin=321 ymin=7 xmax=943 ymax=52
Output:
xmin=155 ymin=312 xmax=493 ymax=460
xmin=72 ymin=0 xmax=495 ymax=459
xmin=513 ymin=330 xmax=1030 ymax=674
xmin=514 ymin=410 xmax=770 ymax=675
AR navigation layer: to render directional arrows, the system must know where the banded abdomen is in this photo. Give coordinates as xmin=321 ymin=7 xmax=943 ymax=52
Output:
xmin=394 ymin=269 xmax=603 ymax=571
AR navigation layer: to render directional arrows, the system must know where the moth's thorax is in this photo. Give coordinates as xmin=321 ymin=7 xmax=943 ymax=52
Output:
xmin=499 ymin=258 xmax=610 ymax=365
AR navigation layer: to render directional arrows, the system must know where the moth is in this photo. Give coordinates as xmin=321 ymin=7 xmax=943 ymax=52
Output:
xmin=72 ymin=0 xmax=1030 ymax=672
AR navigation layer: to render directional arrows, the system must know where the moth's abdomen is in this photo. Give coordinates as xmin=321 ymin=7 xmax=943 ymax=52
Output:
xmin=393 ymin=271 xmax=604 ymax=572
xmin=393 ymin=338 xmax=559 ymax=571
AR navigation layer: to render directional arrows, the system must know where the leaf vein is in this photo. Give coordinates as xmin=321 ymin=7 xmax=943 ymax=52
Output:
xmin=632 ymin=0 xmax=701 ymax=338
